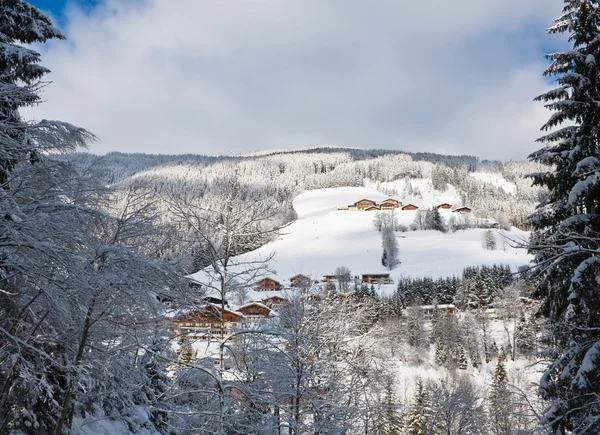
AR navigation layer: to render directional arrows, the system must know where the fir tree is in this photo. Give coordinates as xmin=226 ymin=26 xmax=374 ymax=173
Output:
xmin=383 ymin=376 xmax=402 ymax=435
xmin=138 ymin=330 xmax=174 ymax=433
xmin=488 ymin=359 xmax=512 ymax=435
xmin=528 ymin=1 xmax=600 ymax=431
xmin=404 ymin=380 xmax=429 ymax=435
xmin=178 ymin=335 xmax=196 ymax=364
xmin=483 ymin=230 xmax=497 ymax=250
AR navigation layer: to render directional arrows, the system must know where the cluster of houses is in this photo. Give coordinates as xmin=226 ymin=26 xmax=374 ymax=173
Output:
xmin=343 ymin=198 xmax=473 ymax=214
xmin=174 ymin=272 xmax=396 ymax=340
xmin=256 ymin=272 xmax=393 ymax=291
xmin=174 ymin=301 xmax=274 ymax=340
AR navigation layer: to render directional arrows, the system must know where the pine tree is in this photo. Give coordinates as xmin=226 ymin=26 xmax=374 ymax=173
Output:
xmin=488 ymin=359 xmax=512 ymax=435
xmin=484 ymin=230 xmax=497 ymax=250
xmin=178 ymin=335 xmax=196 ymax=364
xmin=404 ymin=380 xmax=428 ymax=435
xmin=528 ymin=1 xmax=600 ymax=431
xmin=383 ymin=376 xmax=402 ymax=435
xmin=138 ymin=330 xmax=174 ymax=433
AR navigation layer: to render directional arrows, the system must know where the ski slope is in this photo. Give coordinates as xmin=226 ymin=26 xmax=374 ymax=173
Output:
xmin=191 ymin=186 xmax=531 ymax=301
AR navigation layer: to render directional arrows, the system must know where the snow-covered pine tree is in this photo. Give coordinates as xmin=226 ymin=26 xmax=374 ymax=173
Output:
xmin=528 ymin=1 xmax=600 ymax=432
xmin=0 ymin=1 xmax=92 ymax=186
xmin=381 ymin=225 xmax=400 ymax=270
xmin=404 ymin=379 xmax=428 ymax=435
xmin=488 ymin=359 xmax=512 ymax=435
xmin=483 ymin=230 xmax=497 ymax=250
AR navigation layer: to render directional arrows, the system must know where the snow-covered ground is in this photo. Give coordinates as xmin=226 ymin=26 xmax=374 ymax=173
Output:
xmin=191 ymin=186 xmax=531 ymax=302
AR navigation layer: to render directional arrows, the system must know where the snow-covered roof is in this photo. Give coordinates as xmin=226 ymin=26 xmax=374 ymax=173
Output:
xmin=238 ymin=301 xmax=271 ymax=311
xmin=418 ymin=304 xmax=456 ymax=310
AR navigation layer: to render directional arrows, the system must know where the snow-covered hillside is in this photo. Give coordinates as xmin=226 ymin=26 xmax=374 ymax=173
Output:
xmin=191 ymin=185 xmax=531 ymax=301
xmin=469 ymin=172 xmax=517 ymax=195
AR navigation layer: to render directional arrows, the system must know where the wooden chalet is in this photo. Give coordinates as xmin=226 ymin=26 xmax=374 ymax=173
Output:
xmin=322 ymin=274 xmax=337 ymax=282
xmin=401 ymin=204 xmax=419 ymax=211
xmin=237 ymin=302 xmax=271 ymax=319
xmin=361 ymin=273 xmax=391 ymax=284
xmin=174 ymin=304 xmax=244 ymax=339
xmin=380 ymin=198 xmax=401 ymax=210
xmin=365 ymin=205 xmax=380 ymax=211
xmin=256 ymin=277 xmax=282 ymax=291
xmin=290 ymin=274 xmax=312 ymax=288
xmin=417 ymin=304 xmax=457 ymax=316
xmin=262 ymin=295 xmax=288 ymax=306
xmin=452 ymin=206 xmax=472 ymax=214
xmin=354 ymin=199 xmax=377 ymax=210
xmin=436 ymin=203 xmax=453 ymax=209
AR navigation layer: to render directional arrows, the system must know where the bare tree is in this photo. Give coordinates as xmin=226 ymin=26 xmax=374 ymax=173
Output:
xmin=335 ymin=266 xmax=352 ymax=293
xmin=164 ymin=170 xmax=279 ymax=432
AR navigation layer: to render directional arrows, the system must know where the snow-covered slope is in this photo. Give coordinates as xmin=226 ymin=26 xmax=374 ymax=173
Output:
xmin=469 ymin=172 xmax=517 ymax=195
xmin=191 ymin=185 xmax=531 ymax=301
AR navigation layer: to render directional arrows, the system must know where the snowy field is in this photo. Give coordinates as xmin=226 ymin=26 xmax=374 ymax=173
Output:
xmin=191 ymin=185 xmax=531 ymax=301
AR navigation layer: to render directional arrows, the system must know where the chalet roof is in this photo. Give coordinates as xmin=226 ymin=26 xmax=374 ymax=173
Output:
xmin=208 ymin=303 xmax=246 ymax=319
xmin=354 ymin=198 xmax=376 ymax=204
xmin=176 ymin=304 xmax=246 ymax=321
xmin=256 ymin=277 xmax=281 ymax=285
xmin=365 ymin=206 xmax=380 ymax=211
xmin=401 ymin=203 xmax=419 ymax=209
xmin=290 ymin=273 xmax=310 ymax=280
xmin=362 ymin=273 xmax=390 ymax=278
xmin=381 ymin=198 xmax=400 ymax=203
xmin=238 ymin=302 xmax=271 ymax=312
xmin=418 ymin=304 xmax=456 ymax=310
xmin=452 ymin=206 xmax=473 ymax=212
xmin=436 ymin=202 xmax=452 ymax=207
xmin=262 ymin=295 xmax=287 ymax=302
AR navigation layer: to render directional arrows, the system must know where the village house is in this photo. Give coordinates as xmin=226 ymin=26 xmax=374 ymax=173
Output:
xmin=237 ymin=302 xmax=272 ymax=322
xmin=380 ymin=198 xmax=401 ymax=210
xmin=321 ymin=274 xmax=337 ymax=282
xmin=452 ymin=206 xmax=473 ymax=214
xmin=290 ymin=274 xmax=312 ymax=288
xmin=436 ymin=203 xmax=453 ymax=209
xmin=361 ymin=273 xmax=392 ymax=284
xmin=262 ymin=295 xmax=288 ymax=307
xmin=401 ymin=204 xmax=419 ymax=211
xmin=416 ymin=304 xmax=457 ymax=317
xmin=256 ymin=277 xmax=282 ymax=291
xmin=365 ymin=205 xmax=380 ymax=211
xmin=174 ymin=304 xmax=244 ymax=340
xmin=353 ymin=199 xmax=377 ymax=210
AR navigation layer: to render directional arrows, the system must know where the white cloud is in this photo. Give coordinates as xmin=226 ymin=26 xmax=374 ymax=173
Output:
xmin=26 ymin=0 xmax=564 ymax=160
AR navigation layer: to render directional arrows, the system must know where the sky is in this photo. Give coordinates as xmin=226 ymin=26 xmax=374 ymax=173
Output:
xmin=25 ymin=0 xmax=566 ymax=161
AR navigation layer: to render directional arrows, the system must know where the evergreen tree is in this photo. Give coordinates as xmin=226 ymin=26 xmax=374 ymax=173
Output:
xmin=178 ymin=335 xmax=196 ymax=364
xmin=381 ymin=226 xmax=400 ymax=270
xmin=515 ymin=312 xmax=537 ymax=357
xmin=488 ymin=359 xmax=512 ymax=435
xmin=383 ymin=376 xmax=402 ymax=435
xmin=528 ymin=1 xmax=600 ymax=431
xmin=483 ymin=230 xmax=497 ymax=250
xmin=138 ymin=330 xmax=175 ymax=433
xmin=404 ymin=380 xmax=428 ymax=435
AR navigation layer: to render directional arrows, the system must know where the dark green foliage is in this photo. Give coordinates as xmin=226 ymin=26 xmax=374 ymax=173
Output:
xmin=528 ymin=1 xmax=600 ymax=431
xmin=394 ymin=264 xmax=513 ymax=308
xmin=488 ymin=359 xmax=512 ymax=435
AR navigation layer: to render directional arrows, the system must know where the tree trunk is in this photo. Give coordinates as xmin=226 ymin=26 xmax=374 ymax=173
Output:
xmin=54 ymin=297 xmax=96 ymax=435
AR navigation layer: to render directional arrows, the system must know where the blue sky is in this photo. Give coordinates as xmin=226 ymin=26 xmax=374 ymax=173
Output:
xmin=24 ymin=0 xmax=566 ymax=160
